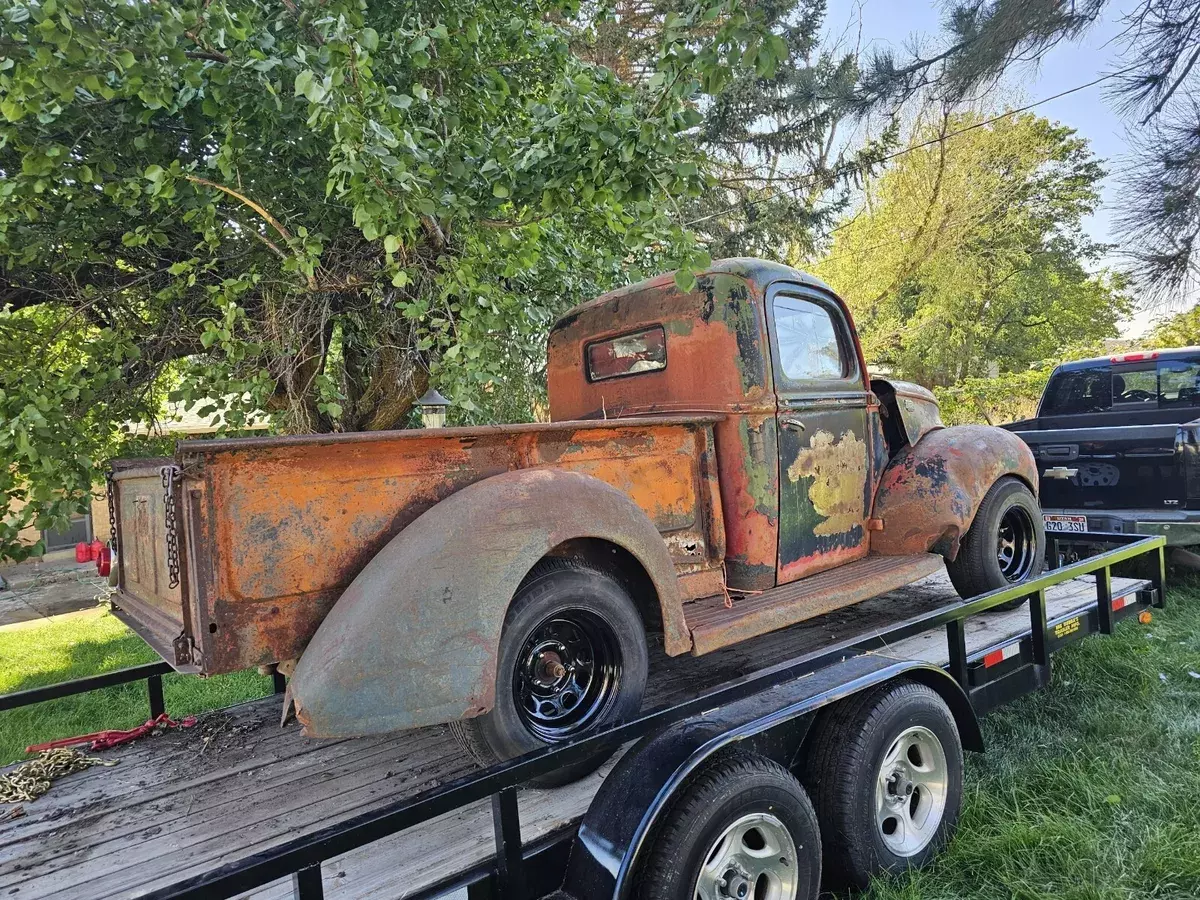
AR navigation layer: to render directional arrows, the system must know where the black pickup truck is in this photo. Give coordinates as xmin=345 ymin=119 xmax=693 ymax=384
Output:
xmin=1006 ymin=348 xmax=1200 ymax=555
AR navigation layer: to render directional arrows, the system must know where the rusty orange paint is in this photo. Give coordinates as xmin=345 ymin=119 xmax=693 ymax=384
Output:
xmin=119 ymin=417 xmax=724 ymax=675
xmin=548 ymin=264 xmax=781 ymax=591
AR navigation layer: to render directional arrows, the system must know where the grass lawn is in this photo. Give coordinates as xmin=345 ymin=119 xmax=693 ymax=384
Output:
xmin=0 ymin=606 xmax=271 ymax=765
xmin=865 ymin=578 xmax=1200 ymax=900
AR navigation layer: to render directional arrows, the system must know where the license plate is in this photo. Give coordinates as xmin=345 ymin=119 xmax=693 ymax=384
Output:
xmin=1044 ymin=514 xmax=1087 ymax=533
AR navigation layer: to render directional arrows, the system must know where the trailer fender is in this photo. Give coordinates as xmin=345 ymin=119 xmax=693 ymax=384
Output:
xmin=562 ymin=657 xmax=981 ymax=900
xmin=871 ymin=424 xmax=1039 ymax=559
xmin=289 ymin=468 xmax=682 ymax=738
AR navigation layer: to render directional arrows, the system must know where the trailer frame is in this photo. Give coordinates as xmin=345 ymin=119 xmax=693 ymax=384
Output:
xmin=0 ymin=532 xmax=1167 ymax=900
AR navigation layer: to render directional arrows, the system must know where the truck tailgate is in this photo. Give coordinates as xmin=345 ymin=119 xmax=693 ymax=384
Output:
xmin=1015 ymin=424 xmax=1183 ymax=509
xmin=110 ymin=459 xmax=192 ymax=668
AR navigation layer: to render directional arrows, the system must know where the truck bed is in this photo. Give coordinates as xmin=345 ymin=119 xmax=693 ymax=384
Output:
xmin=0 ymin=570 xmax=1145 ymax=900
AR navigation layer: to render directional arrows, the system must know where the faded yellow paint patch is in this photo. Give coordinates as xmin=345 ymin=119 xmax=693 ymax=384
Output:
xmin=787 ymin=429 xmax=866 ymax=536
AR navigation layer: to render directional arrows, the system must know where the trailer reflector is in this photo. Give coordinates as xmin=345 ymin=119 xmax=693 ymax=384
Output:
xmin=1112 ymin=592 xmax=1137 ymax=611
xmin=982 ymin=642 xmax=1021 ymax=668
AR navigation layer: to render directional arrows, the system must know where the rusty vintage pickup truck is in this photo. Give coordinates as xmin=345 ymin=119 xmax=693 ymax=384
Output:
xmin=106 ymin=258 xmax=1043 ymax=778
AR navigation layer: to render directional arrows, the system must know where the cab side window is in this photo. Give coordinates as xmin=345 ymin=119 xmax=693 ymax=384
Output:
xmin=773 ymin=296 xmax=847 ymax=381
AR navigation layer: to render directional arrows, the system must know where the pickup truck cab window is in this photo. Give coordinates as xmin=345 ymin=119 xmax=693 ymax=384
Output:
xmin=1159 ymin=359 xmax=1200 ymax=406
xmin=773 ymin=296 xmax=846 ymax=381
xmin=1040 ymin=364 xmax=1111 ymax=415
xmin=1112 ymin=364 xmax=1157 ymax=407
xmin=586 ymin=325 xmax=667 ymax=382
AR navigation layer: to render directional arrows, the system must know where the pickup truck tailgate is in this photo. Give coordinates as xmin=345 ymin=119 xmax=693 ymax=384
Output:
xmin=1018 ymin=424 xmax=1183 ymax=509
xmin=110 ymin=459 xmax=192 ymax=668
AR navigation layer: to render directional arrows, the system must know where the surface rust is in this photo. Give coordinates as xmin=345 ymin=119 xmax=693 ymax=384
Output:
xmin=870 ymin=425 xmax=1040 ymax=558
xmin=548 ymin=262 xmax=786 ymax=592
xmin=289 ymin=468 xmax=684 ymax=736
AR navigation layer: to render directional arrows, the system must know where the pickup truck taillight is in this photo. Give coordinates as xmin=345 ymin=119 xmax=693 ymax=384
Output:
xmin=96 ymin=546 xmax=113 ymax=578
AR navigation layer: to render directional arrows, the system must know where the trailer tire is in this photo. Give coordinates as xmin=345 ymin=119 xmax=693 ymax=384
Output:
xmin=947 ymin=476 xmax=1045 ymax=605
xmin=801 ymin=680 xmax=962 ymax=889
xmin=640 ymin=752 xmax=821 ymax=900
xmin=449 ymin=557 xmax=647 ymax=787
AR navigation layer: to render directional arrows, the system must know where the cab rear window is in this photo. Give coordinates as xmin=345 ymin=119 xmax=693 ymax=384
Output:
xmin=586 ymin=326 xmax=666 ymax=381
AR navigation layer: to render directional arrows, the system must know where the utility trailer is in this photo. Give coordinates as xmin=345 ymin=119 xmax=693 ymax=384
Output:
xmin=0 ymin=532 xmax=1166 ymax=900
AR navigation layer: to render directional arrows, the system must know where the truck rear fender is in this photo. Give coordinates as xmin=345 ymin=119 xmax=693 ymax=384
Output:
xmin=289 ymin=468 xmax=683 ymax=738
xmin=561 ymin=658 xmax=981 ymax=900
xmin=871 ymin=425 xmax=1039 ymax=559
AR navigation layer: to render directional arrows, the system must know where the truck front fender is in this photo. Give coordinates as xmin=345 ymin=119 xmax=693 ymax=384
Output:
xmin=871 ymin=425 xmax=1039 ymax=559
xmin=289 ymin=468 xmax=682 ymax=737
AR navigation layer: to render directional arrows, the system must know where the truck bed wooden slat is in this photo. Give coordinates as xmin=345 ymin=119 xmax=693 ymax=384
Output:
xmin=0 ymin=573 xmax=1130 ymax=900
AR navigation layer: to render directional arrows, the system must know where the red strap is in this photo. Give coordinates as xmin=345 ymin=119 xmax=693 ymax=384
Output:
xmin=26 ymin=714 xmax=196 ymax=754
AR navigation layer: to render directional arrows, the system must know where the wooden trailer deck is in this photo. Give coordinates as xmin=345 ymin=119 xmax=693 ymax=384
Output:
xmin=0 ymin=571 xmax=1144 ymax=900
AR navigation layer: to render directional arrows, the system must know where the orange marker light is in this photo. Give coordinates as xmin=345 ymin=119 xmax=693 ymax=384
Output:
xmin=1138 ymin=610 xmax=1153 ymax=625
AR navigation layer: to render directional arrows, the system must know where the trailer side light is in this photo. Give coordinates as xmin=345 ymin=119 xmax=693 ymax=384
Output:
xmin=982 ymin=642 xmax=1020 ymax=668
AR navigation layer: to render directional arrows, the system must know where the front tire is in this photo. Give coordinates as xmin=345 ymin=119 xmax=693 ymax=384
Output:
xmin=640 ymin=753 xmax=822 ymax=900
xmin=946 ymin=476 xmax=1045 ymax=601
xmin=801 ymin=680 xmax=963 ymax=890
xmin=449 ymin=557 xmax=647 ymax=787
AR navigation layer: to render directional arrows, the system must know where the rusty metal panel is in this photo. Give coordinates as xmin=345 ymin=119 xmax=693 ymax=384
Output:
xmin=547 ymin=266 xmax=782 ymax=592
xmin=167 ymin=417 xmax=719 ymax=674
xmin=870 ymin=425 xmax=1040 ymax=558
xmin=289 ymin=468 xmax=684 ymax=737
xmin=685 ymin=552 xmax=944 ymax=655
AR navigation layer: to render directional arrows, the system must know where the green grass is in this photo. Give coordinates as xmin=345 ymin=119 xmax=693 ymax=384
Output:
xmin=0 ymin=607 xmax=271 ymax=764
xmin=864 ymin=579 xmax=1200 ymax=900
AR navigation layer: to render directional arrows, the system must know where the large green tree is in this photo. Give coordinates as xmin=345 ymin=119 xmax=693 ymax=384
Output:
xmin=858 ymin=0 xmax=1200 ymax=296
xmin=0 ymin=0 xmax=783 ymax=559
xmin=812 ymin=111 xmax=1131 ymax=388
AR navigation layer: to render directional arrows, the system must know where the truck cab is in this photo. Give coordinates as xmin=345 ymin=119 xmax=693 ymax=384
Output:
xmin=1007 ymin=347 xmax=1200 ymax=549
xmin=548 ymin=258 xmax=1036 ymax=592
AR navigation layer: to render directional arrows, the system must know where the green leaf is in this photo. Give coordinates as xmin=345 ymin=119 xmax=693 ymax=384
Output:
xmin=492 ymin=183 xmax=510 ymax=198
xmin=383 ymin=234 xmax=401 ymax=254
xmin=294 ymin=69 xmax=315 ymax=99
xmin=360 ymin=28 xmax=379 ymax=51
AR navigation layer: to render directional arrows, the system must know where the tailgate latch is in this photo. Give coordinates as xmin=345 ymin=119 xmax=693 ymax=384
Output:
xmin=173 ymin=632 xmax=195 ymax=667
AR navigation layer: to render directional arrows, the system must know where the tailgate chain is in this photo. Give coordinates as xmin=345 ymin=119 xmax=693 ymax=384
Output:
xmin=160 ymin=465 xmax=181 ymax=590
xmin=105 ymin=468 xmax=118 ymax=557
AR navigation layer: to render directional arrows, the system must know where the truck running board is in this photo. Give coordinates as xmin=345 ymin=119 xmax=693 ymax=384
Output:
xmin=686 ymin=553 xmax=946 ymax=655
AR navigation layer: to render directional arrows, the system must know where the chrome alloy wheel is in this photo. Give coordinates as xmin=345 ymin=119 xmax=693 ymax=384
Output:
xmin=694 ymin=812 xmax=799 ymax=900
xmin=874 ymin=725 xmax=949 ymax=857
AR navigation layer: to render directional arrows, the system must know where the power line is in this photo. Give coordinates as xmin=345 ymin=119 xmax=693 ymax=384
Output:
xmin=686 ymin=67 xmax=1133 ymax=229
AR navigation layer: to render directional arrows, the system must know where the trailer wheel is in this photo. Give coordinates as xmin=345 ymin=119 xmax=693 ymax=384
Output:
xmin=947 ymin=476 xmax=1045 ymax=604
xmin=449 ymin=558 xmax=647 ymax=787
xmin=640 ymin=753 xmax=821 ymax=900
xmin=802 ymin=680 xmax=962 ymax=889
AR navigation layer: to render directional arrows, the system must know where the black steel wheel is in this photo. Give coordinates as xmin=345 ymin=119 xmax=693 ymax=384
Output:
xmin=640 ymin=752 xmax=821 ymax=900
xmin=515 ymin=609 xmax=623 ymax=741
xmin=996 ymin=504 xmax=1038 ymax=583
xmin=450 ymin=557 xmax=647 ymax=787
xmin=946 ymin=476 xmax=1045 ymax=602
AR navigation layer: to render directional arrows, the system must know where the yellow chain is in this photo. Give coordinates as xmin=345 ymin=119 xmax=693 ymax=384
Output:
xmin=0 ymin=749 xmax=117 ymax=804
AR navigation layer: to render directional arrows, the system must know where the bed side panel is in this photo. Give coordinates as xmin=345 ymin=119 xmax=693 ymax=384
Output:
xmin=187 ymin=420 xmax=721 ymax=673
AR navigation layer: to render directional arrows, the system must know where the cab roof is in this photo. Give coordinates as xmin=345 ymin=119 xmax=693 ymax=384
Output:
xmin=552 ymin=257 xmax=834 ymax=330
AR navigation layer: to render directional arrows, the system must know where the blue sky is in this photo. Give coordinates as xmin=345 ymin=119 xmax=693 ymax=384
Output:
xmin=822 ymin=1 xmax=1159 ymax=333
